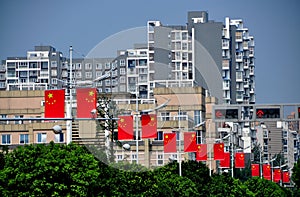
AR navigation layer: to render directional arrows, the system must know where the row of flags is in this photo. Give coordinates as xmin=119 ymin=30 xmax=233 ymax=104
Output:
xmin=44 ymin=88 xmax=97 ymax=118
xmin=45 ymin=89 xmax=290 ymax=183
xmin=118 ymin=115 xmax=246 ymax=167
xmin=251 ymin=164 xmax=290 ymax=183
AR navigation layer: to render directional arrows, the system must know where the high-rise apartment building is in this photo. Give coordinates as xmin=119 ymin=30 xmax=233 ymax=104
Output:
xmin=146 ymin=11 xmax=255 ymax=105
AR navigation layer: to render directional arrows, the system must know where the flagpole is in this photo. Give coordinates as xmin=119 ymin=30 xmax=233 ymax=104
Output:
xmin=178 ymin=106 xmax=182 ymax=176
xmin=66 ymin=46 xmax=73 ymax=144
xmin=231 ymin=125 xmax=234 ymax=178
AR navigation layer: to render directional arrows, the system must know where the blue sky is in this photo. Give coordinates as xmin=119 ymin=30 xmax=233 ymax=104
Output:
xmin=0 ymin=0 xmax=299 ymax=104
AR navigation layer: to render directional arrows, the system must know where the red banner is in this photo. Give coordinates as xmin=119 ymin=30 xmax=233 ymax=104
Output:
xmin=220 ymin=152 xmax=230 ymax=168
xmin=164 ymin=133 xmax=177 ymax=153
xmin=76 ymin=88 xmax=97 ymax=118
xmin=251 ymin=164 xmax=260 ymax=177
xmin=282 ymin=171 xmax=290 ymax=183
xmin=44 ymin=89 xmax=65 ymax=118
xmin=214 ymin=143 xmax=224 ymax=160
xmin=184 ymin=132 xmax=197 ymax=152
xmin=141 ymin=114 xmax=157 ymax=139
xmin=273 ymin=169 xmax=281 ymax=183
xmin=118 ymin=115 xmax=134 ymax=140
xmin=263 ymin=164 xmax=271 ymax=180
xmin=235 ymin=152 xmax=245 ymax=168
xmin=196 ymin=144 xmax=207 ymax=161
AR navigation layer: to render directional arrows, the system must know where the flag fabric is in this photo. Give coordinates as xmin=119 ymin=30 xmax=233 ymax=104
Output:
xmin=235 ymin=152 xmax=245 ymax=168
xmin=118 ymin=115 xmax=134 ymax=140
xmin=251 ymin=164 xmax=260 ymax=177
xmin=220 ymin=152 xmax=230 ymax=168
xmin=76 ymin=88 xmax=97 ymax=118
xmin=44 ymin=89 xmax=65 ymax=118
xmin=184 ymin=132 xmax=197 ymax=152
xmin=141 ymin=114 xmax=157 ymax=139
xmin=196 ymin=144 xmax=207 ymax=161
xmin=164 ymin=133 xmax=177 ymax=153
xmin=283 ymin=172 xmax=290 ymax=183
xmin=273 ymin=169 xmax=281 ymax=183
xmin=214 ymin=143 xmax=224 ymax=160
xmin=263 ymin=164 xmax=271 ymax=180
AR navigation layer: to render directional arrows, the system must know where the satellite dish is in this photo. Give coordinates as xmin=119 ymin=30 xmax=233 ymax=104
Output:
xmin=52 ymin=125 xmax=62 ymax=134
xmin=122 ymin=143 xmax=131 ymax=150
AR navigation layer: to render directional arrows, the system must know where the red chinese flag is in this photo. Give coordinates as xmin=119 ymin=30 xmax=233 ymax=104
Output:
xmin=164 ymin=133 xmax=176 ymax=153
xmin=283 ymin=172 xmax=290 ymax=183
xmin=44 ymin=89 xmax=65 ymax=118
xmin=263 ymin=164 xmax=271 ymax=180
xmin=214 ymin=143 xmax=224 ymax=160
xmin=141 ymin=114 xmax=157 ymax=139
xmin=273 ymin=169 xmax=281 ymax=183
xmin=235 ymin=152 xmax=245 ymax=168
xmin=118 ymin=115 xmax=134 ymax=140
xmin=76 ymin=88 xmax=97 ymax=118
xmin=184 ymin=132 xmax=197 ymax=152
xmin=251 ymin=164 xmax=260 ymax=177
xmin=220 ymin=152 xmax=230 ymax=168
xmin=196 ymin=144 xmax=207 ymax=161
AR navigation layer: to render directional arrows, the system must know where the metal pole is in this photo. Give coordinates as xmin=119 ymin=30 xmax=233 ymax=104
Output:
xmin=209 ymin=120 xmax=212 ymax=176
xmin=66 ymin=46 xmax=73 ymax=144
xmin=135 ymin=80 xmax=139 ymax=164
xmin=259 ymin=145 xmax=262 ymax=178
xmin=178 ymin=107 xmax=182 ymax=176
xmin=231 ymin=126 xmax=234 ymax=178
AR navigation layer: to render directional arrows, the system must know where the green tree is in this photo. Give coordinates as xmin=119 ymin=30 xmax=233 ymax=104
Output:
xmin=0 ymin=142 xmax=100 ymax=196
xmin=292 ymin=158 xmax=300 ymax=188
xmin=245 ymin=177 xmax=290 ymax=197
xmin=205 ymin=173 xmax=254 ymax=197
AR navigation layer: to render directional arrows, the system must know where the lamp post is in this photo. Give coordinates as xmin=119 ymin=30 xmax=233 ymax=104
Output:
xmin=66 ymin=46 xmax=73 ymax=144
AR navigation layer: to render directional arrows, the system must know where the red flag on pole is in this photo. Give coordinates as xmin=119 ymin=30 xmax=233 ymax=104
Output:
xmin=251 ymin=164 xmax=260 ymax=177
xmin=184 ymin=132 xmax=197 ymax=152
xmin=196 ymin=144 xmax=207 ymax=161
xmin=141 ymin=114 xmax=157 ymax=139
xmin=76 ymin=88 xmax=97 ymax=118
xmin=164 ymin=133 xmax=176 ymax=153
xmin=263 ymin=164 xmax=271 ymax=180
xmin=214 ymin=143 xmax=224 ymax=160
xmin=235 ymin=152 xmax=245 ymax=168
xmin=44 ymin=89 xmax=65 ymax=118
xmin=282 ymin=171 xmax=290 ymax=183
xmin=118 ymin=115 xmax=134 ymax=140
xmin=273 ymin=169 xmax=281 ymax=183
xmin=220 ymin=152 xmax=230 ymax=168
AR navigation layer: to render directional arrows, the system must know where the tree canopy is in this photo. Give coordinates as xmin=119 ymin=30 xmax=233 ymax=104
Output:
xmin=0 ymin=142 xmax=297 ymax=196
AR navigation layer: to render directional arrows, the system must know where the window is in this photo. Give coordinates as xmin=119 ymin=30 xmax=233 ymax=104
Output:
xmin=20 ymin=134 xmax=29 ymax=144
xmin=76 ymin=72 xmax=82 ymax=78
xmin=155 ymin=131 xmax=163 ymax=141
xmin=157 ymin=154 xmax=164 ymax=165
xmin=194 ymin=110 xmax=201 ymax=126
xmin=37 ymin=133 xmax=47 ymax=143
xmin=51 ymin=61 xmax=57 ymax=68
xmin=51 ymin=69 xmax=57 ymax=76
xmin=85 ymin=63 xmax=92 ymax=70
xmin=76 ymin=63 xmax=82 ymax=70
xmin=0 ymin=114 xmax=8 ymax=124
xmin=15 ymin=115 xmax=23 ymax=124
xmin=117 ymin=155 xmax=123 ymax=161
xmin=105 ymin=62 xmax=110 ymax=69
xmin=160 ymin=112 xmax=170 ymax=121
xmin=96 ymin=63 xmax=102 ymax=70
xmin=55 ymin=133 xmax=64 ymax=143
xmin=132 ymin=154 xmax=137 ymax=163
xmin=1 ymin=134 xmax=11 ymax=145
xmin=120 ymin=68 xmax=126 ymax=75
xmin=172 ymin=131 xmax=180 ymax=141
xmin=119 ymin=76 xmax=126 ymax=83
xmin=85 ymin=72 xmax=92 ymax=79
xmin=120 ymin=59 xmax=125 ymax=66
